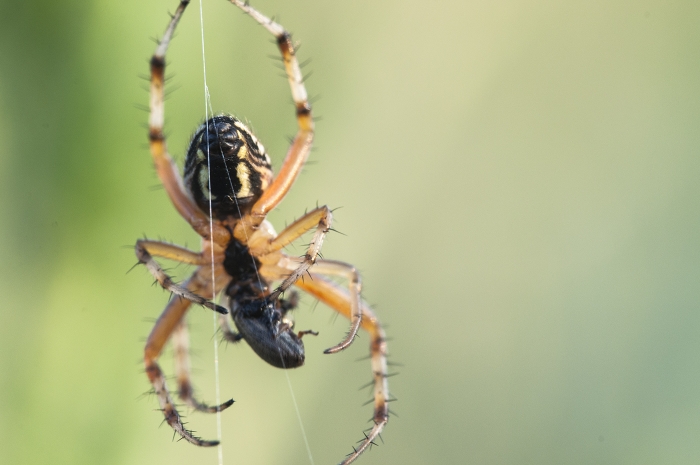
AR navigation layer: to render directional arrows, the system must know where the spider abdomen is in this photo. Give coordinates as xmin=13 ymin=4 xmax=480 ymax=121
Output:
xmin=184 ymin=114 xmax=272 ymax=219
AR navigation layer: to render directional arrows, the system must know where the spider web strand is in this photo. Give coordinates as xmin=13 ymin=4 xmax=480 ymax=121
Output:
xmin=198 ymin=1 xmax=224 ymax=464
xmin=198 ymin=2 xmax=315 ymax=464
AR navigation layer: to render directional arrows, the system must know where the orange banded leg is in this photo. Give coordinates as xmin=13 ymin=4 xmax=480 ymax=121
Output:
xmin=144 ymin=275 xmax=216 ymax=447
xmin=251 ymin=206 xmax=332 ymax=255
xmin=149 ymin=0 xmax=229 ymax=244
xmin=173 ymin=319 xmax=235 ymax=413
xmin=135 ymin=240 xmax=227 ymax=314
xmin=145 ymin=271 xmax=231 ymax=446
xmin=305 ymin=259 xmax=363 ymax=354
xmin=266 ymin=206 xmax=332 ymax=300
xmin=229 ymin=0 xmax=314 ymax=238
xmin=294 ymin=275 xmax=389 ymax=465
xmin=136 ymin=239 xmax=205 ymax=265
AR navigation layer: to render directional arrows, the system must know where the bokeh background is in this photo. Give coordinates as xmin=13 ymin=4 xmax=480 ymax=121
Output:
xmin=1 ymin=0 xmax=700 ymax=464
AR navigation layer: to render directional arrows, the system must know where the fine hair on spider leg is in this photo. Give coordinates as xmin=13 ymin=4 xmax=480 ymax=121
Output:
xmin=134 ymin=1 xmax=391 ymax=463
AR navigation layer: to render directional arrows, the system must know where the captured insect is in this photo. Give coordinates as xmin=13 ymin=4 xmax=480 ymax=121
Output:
xmin=135 ymin=1 xmax=390 ymax=463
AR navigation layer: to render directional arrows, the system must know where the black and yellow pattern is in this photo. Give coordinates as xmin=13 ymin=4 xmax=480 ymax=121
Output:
xmin=184 ymin=114 xmax=272 ymax=219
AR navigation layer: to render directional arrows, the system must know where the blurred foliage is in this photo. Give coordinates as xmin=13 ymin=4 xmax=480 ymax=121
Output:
xmin=1 ymin=0 xmax=700 ymax=464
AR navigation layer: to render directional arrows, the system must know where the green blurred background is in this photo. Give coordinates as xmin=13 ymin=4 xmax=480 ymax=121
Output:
xmin=1 ymin=0 xmax=700 ymax=464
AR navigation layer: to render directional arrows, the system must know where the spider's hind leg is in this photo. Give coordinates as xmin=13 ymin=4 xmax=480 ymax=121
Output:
xmin=145 ymin=295 xmax=221 ymax=447
xmin=138 ymin=239 xmax=233 ymax=445
xmin=173 ymin=319 xmax=235 ymax=413
xmin=294 ymin=275 xmax=389 ymax=465
xmin=306 ymin=259 xmax=363 ymax=354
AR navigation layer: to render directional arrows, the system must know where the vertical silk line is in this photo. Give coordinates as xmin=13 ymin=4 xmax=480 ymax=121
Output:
xmin=284 ymin=369 xmax=316 ymax=465
xmin=198 ymin=1 xmax=224 ymax=464
xmin=214 ymin=125 xmax=317 ymax=465
xmin=211 ymin=112 xmax=317 ymax=465
xmin=197 ymin=2 xmax=314 ymax=463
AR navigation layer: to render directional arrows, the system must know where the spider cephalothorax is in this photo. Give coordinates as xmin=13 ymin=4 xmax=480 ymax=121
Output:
xmin=136 ymin=2 xmax=390 ymax=464
xmin=184 ymin=114 xmax=272 ymax=219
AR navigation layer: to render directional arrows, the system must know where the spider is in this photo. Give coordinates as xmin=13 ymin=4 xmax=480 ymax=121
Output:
xmin=135 ymin=1 xmax=389 ymax=463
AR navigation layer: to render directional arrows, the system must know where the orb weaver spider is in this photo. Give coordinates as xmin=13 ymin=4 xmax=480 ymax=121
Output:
xmin=135 ymin=1 xmax=389 ymax=463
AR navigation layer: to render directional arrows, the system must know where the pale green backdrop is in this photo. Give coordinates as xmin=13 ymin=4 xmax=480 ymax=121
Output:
xmin=1 ymin=0 xmax=700 ymax=464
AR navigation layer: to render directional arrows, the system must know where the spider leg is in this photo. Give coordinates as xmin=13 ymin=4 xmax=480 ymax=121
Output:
xmin=136 ymin=239 xmax=206 ymax=265
xmin=227 ymin=0 xmax=314 ymax=238
xmin=265 ymin=255 xmax=363 ymax=354
xmin=135 ymin=240 xmax=227 ymax=314
xmin=303 ymin=260 xmax=363 ymax=354
xmin=252 ymin=206 xmax=361 ymax=352
xmin=259 ymin=206 xmax=332 ymax=301
xmin=249 ymin=206 xmax=330 ymax=255
xmin=145 ymin=270 xmax=230 ymax=447
xmin=149 ymin=0 xmax=229 ymax=245
xmin=173 ymin=318 xmax=235 ymax=413
xmin=294 ymin=275 xmax=389 ymax=465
